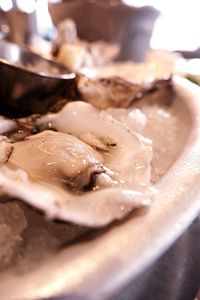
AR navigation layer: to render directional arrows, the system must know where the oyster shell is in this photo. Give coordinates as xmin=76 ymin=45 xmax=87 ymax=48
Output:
xmin=76 ymin=75 xmax=173 ymax=109
xmin=0 ymin=165 xmax=151 ymax=227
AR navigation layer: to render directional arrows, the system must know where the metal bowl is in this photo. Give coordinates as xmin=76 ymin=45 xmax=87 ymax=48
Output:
xmin=0 ymin=77 xmax=199 ymax=299
xmin=0 ymin=40 xmax=75 ymax=117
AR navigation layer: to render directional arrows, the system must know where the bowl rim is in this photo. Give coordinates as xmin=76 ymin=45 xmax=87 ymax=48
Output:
xmin=0 ymin=76 xmax=200 ymax=300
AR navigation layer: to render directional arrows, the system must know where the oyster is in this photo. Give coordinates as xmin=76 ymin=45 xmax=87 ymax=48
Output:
xmin=53 ymin=19 xmax=119 ymax=72
xmin=6 ymin=130 xmax=105 ymax=190
xmin=0 ymin=128 xmax=152 ymax=227
xmin=0 ymin=75 xmax=187 ymax=227
xmin=76 ymin=75 xmax=173 ymax=109
xmin=39 ymin=101 xmax=153 ymax=191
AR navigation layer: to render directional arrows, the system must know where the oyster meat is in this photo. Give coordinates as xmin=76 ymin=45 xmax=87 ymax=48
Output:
xmin=0 ymin=127 xmax=152 ymax=227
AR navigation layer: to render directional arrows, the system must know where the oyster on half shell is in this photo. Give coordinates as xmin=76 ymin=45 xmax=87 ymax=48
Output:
xmin=0 ymin=118 xmax=152 ymax=227
xmin=0 ymin=76 xmax=187 ymax=228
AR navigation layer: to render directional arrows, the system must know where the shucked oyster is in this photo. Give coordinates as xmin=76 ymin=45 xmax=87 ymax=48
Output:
xmin=0 ymin=76 xmax=186 ymax=228
xmin=0 ymin=121 xmax=152 ymax=227
xmin=76 ymin=75 xmax=173 ymax=109
xmin=6 ymin=130 xmax=104 ymax=190
xmin=53 ymin=19 xmax=119 ymax=72
xmin=39 ymin=101 xmax=153 ymax=191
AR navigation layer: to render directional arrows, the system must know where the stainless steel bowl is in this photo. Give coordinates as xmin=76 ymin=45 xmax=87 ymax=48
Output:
xmin=0 ymin=77 xmax=199 ymax=300
xmin=0 ymin=40 xmax=75 ymax=117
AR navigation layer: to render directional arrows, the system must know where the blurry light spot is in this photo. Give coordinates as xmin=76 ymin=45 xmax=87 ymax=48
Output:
xmin=0 ymin=0 xmax=13 ymax=11
xmin=35 ymin=0 xmax=54 ymax=38
xmin=48 ymin=0 xmax=62 ymax=3
xmin=123 ymin=0 xmax=200 ymax=51
xmin=150 ymin=1 xmax=200 ymax=51
xmin=10 ymin=47 xmax=20 ymax=63
xmin=16 ymin=0 xmax=36 ymax=14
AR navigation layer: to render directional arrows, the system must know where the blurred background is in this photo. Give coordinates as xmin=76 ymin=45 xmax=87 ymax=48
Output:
xmin=0 ymin=0 xmax=200 ymax=60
